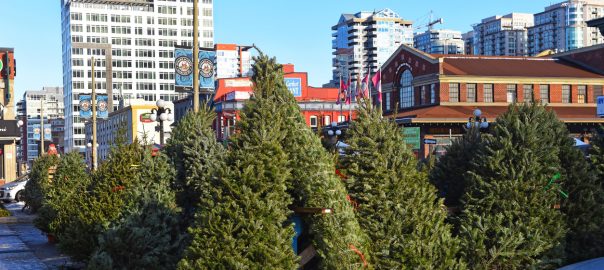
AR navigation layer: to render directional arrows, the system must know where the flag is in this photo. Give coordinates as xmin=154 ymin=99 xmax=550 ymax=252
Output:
xmin=361 ymin=68 xmax=370 ymax=98
xmin=337 ymin=76 xmax=344 ymax=104
xmin=372 ymin=69 xmax=382 ymax=103
xmin=356 ymin=73 xmax=363 ymax=99
xmin=345 ymin=74 xmax=352 ymax=105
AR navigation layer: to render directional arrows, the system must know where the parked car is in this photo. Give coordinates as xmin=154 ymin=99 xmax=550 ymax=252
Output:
xmin=0 ymin=175 xmax=28 ymax=203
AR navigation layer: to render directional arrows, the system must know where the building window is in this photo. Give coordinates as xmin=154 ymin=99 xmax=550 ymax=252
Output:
xmin=562 ymin=85 xmax=571 ymax=103
xmin=594 ymin=85 xmax=603 ymax=103
xmin=467 ymin=84 xmax=476 ymax=102
xmin=400 ymin=70 xmax=414 ymax=108
xmin=385 ymin=92 xmax=391 ymax=111
xmin=323 ymin=115 xmax=331 ymax=126
xmin=338 ymin=115 xmax=346 ymax=123
xmin=449 ymin=83 xmax=459 ymax=102
xmin=523 ymin=84 xmax=534 ymax=102
xmin=507 ymin=84 xmax=517 ymax=103
xmin=420 ymin=86 xmax=427 ymax=105
xmin=578 ymin=85 xmax=587 ymax=104
xmin=539 ymin=85 xmax=549 ymax=103
xmin=430 ymin=84 xmax=436 ymax=103
xmin=483 ymin=84 xmax=494 ymax=103
xmin=309 ymin=116 xmax=317 ymax=128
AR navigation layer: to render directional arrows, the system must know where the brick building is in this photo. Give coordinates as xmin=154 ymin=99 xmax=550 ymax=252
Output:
xmin=213 ymin=64 xmax=357 ymax=141
xmin=380 ymin=44 xmax=604 ymax=158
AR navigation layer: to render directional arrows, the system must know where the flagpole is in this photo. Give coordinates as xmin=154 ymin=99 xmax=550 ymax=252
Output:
xmin=348 ymin=73 xmax=352 ymax=122
xmin=339 ymin=73 xmax=343 ymax=123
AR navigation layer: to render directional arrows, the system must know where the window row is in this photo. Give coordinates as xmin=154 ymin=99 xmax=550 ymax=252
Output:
xmin=447 ymin=83 xmax=597 ymax=104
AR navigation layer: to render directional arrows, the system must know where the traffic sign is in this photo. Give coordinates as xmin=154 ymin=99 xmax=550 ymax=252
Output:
xmin=402 ymin=127 xmax=421 ymax=150
xmin=423 ymin=138 xmax=437 ymax=144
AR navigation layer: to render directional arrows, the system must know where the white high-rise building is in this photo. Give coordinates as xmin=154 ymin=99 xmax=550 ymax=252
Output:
xmin=60 ymin=0 xmax=213 ymax=153
xmin=331 ymin=9 xmax=413 ymax=86
xmin=528 ymin=0 xmax=604 ymax=56
xmin=472 ymin=13 xmax=534 ymax=56
xmin=414 ymin=29 xmax=465 ymax=55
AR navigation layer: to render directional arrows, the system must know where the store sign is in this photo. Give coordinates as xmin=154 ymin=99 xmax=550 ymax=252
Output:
xmin=0 ymin=120 xmax=19 ymax=138
xmin=285 ymin=78 xmax=302 ymax=97
xmin=423 ymin=138 xmax=437 ymax=144
xmin=402 ymin=127 xmax=421 ymax=150
xmin=140 ymin=113 xmax=154 ymax=123
xmin=225 ymin=79 xmax=252 ymax=88
xmin=597 ymin=96 xmax=604 ymax=117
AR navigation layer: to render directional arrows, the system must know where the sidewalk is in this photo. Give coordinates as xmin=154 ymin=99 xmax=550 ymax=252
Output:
xmin=0 ymin=202 xmax=74 ymax=270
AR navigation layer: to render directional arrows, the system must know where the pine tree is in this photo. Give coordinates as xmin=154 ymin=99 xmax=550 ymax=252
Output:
xmin=88 ymin=152 xmax=183 ymax=270
xmin=430 ymin=126 xmax=483 ymax=209
xmin=178 ymin=53 xmax=298 ymax=269
xmin=251 ymin=53 xmax=372 ymax=269
xmin=560 ymin=127 xmax=604 ymax=263
xmin=340 ymin=99 xmax=465 ymax=269
xmin=458 ymin=103 xmax=567 ymax=269
xmin=23 ymin=154 xmax=59 ymax=213
xmin=35 ymin=152 xmax=91 ymax=236
xmin=164 ymin=106 xmax=225 ymax=226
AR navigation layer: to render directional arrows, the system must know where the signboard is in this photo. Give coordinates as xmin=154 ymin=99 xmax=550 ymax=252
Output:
xmin=225 ymin=79 xmax=253 ymax=88
xmin=598 ymin=96 xmax=604 ymax=117
xmin=32 ymin=124 xmax=52 ymax=141
xmin=285 ymin=78 xmax=302 ymax=97
xmin=423 ymin=138 xmax=437 ymax=144
xmin=140 ymin=113 xmax=154 ymax=123
xmin=97 ymin=94 xmax=109 ymax=119
xmin=174 ymin=47 xmax=216 ymax=91
xmin=0 ymin=120 xmax=20 ymax=140
xmin=402 ymin=127 xmax=421 ymax=150
xmin=79 ymin=94 xmax=92 ymax=118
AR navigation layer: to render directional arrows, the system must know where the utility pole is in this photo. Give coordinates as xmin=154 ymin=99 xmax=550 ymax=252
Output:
xmin=91 ymin=57 xmax=97 ymax=171
xmin=39 ymin=96 xmax=44 ymax=157
xmin=193 ymin=0 xmax=200 ymax=112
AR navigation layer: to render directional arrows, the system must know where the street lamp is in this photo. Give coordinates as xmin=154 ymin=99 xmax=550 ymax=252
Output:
xmin=466 ymin=108 xmax=489 ymax=130
xmin=150 ymin=99 xmax=174 ymax=145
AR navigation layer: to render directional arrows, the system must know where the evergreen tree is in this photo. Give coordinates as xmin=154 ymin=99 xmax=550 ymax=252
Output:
xmin=164 ymin=106 xmax=225 ymax=226
xmin=590 ymin=126 xmax=604 ymax=180
xmin=340 ymin=99 xmax=465 ymax=269
xmin=458 ymin=103 xmax=566 ymax=269
xmin=23 ymin=154 xmax=59 ymax=213
xmin=430 ymin=126 xmax=483 ymax=209
xmin=35 ymin=152 xmax=91 ymax=236
xmin=88 ymin=152 xmax=183 ymax=270
xmin=250 ymin=53 xmax=372 ymax=269
xmin=178 ymin=54 xmax=298 ymax=269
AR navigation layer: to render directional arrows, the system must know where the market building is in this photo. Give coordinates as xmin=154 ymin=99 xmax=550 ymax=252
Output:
xmin=379 ymin=44 xmax=604 ymax=159
xmin=0 ymin=48 xmax=21 ymax=183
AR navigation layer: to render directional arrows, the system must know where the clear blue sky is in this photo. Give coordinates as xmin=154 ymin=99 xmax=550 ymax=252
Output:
xmin=0 ymin=0 xmax=556 ymax=100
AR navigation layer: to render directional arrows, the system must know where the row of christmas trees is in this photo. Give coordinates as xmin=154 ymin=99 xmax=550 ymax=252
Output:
xmin=23 ymin=52 xmax=604 ymax=269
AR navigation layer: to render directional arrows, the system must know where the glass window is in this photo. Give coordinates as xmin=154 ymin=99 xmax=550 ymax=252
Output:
xmin=386 ymin=92 xmax=391 ymax=111
xmin=562 ymin=85 xmax=571 ymax=103
xmin=399 ymin=70 xmax=414 ymax=108
xmin=523 ymin=84 xmax=533 ymax=102
xmin=430 ymin=84 xmax=436 ymax=103
xmin=467 ymin=84 xmax=476 ymax=102
xmin=338 ymin=115 xmax=346 ymax=123
xmin=483 ymin=84 xmax=494 ymax=103
xmin=309 ymin=116 xmax=317 ymax=127
xmin=449 ymin=83 xmax=459 ymax=102
xmin=578 ymin=85 xmax=587 ymax=104
xmin=594 ymin=85 xmax=603 ymax=103
xmin=539 ymin=85 xmax=549 ymax=103
xmin=323 ymin=115 xmax=331 ymax=126
xmin=507 ymin=84 xmax=517 ymax=103
xmin=420 ymin=86 xmax=426 ymax=105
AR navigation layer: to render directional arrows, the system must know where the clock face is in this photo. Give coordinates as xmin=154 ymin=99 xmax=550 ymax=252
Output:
xmin=200 ymin=59 xmax=214 ymax=78
xmin=175 ymin=56 xmax=193 ymax=76
xmin=80 ymin=99 xmax=91 ymax=112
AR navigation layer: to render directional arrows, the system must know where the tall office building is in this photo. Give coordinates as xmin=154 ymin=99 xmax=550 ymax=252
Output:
xmin=528 ymin=0 xmax=604 ymax=56
xmin=462 ymin=31 xmax=475 ymax=55
xmin=16 ymin=87 xmax=64 ymax=166
xmin=414 ymin=29 xmax=465 ymax=55
xmin=60 ymin=0 xmax=213 ymax=153
xmin=331 ymin=8 xmax=413 ymax=86
xmin=215 ymin=44 xmax=253 ymax=79
xmin=472 ymin=13 xmax=534 ymax=56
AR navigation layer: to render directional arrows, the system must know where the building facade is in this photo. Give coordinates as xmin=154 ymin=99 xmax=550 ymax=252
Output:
xmin=331 ymin=9 xmax=413 ymax=86
xmin=0 ymin=48 xmax=21 ymax=182
xmin=414 ymin=29 xmax=465 ymax=55
xmin=528 ymin=0 xmax=604 ymax=56
xmin=60 ymin=0 xmax=213 ymax=153
xmin=462 ymin=31 xmax=474 ymax=55
xmin=17 ymin=87 xmax=64 ymax=167
xmin=472 ymin=13 xmax=534 ymax=56
xmin=215 ymin=44 xmax=253 ymax=79
xmin=379 ymin=45 xmax=604 ymax=159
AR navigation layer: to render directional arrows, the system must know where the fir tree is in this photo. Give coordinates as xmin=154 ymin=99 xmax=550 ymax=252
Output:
xmin=23 ymin=154 xmax=59 ymax=213
xmin=341 ymin=99 xmax=465 ymax=269
xmin=430 ymin=126 xmax=483 ymax=209
xmin=88 ymin=152 xmax=183 ymax=270
xmin=164 ymin=106 xmax=225 ymax=226
xmin=458 ymin=103 xmax=566 ymax=269
xmin=178 ymin=53 xmax=298 ymax=269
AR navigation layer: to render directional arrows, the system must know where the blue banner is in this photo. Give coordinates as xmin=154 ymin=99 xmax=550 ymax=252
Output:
xmin=32 ymin=124 xmax=51 ymax=141
xmin=97 ymin=94 xmax=109 ymax=119
xmin=174 ymin=47 xmax=215 ymax=90
xmin=79 ymin=94 xmax=92 ymax=119
xmin=199 ymin=49 xmax=216 ymax=89
xmin=32 ymin=124 xmax=40 ymax=141
xmin=284 ymin=78 xmax=302 ymax=97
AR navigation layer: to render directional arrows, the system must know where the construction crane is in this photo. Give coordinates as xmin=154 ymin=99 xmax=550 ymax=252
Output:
xmin=414 ymin=11 xmax=444 ymax=32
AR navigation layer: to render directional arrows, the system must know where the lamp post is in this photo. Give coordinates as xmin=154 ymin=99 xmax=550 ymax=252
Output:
xmin=325 ymin=121 xmax=342 ymax=151
xmin=466 ymin=108 xmax=489 ymax=130
xmin=150 ymin=99 xmax=174 ymax=145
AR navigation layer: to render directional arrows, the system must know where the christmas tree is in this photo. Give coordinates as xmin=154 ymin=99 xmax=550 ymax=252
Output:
xmin=340 ymin=99 xmax=465 ymax=269
xmin=458 ymin=103 xmax=566 ymax=269
xmin=88 ymin=152 xmax=183 ymax=269
xmin=23 ymin=154 xmax=59 ymax=213
xmin=178 ymin=53 xmax=298 ymax=269
xmin=164 ymin=106 xmax=225 ymax=225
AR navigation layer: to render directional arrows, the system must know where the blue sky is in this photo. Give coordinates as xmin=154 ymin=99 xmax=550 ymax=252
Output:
xmin=1 ymin=0 xmax=555 ymax=100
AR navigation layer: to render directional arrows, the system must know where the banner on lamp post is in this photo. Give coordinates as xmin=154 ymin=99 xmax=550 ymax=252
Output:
xmin=97 ymin=94 xmax=109 ymax=119
xmin=79 ymin=94 xmax=92 ymax=119
xmin=174 ymin=46 xmax=216 ymax=91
